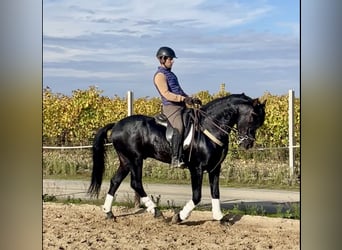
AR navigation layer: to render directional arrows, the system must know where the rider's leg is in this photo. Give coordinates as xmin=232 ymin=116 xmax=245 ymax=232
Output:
xmin=171 ymin=128 xmax=185 ymax=168
xmin=162 ymin=105 xmax=185 ymax=168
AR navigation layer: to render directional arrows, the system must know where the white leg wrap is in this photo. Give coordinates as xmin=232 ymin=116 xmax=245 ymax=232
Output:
xmin=180 ymin=200 xmax=195 ymax=221
xmin=102 ymin=194 xmax=114 ymax=213
xmin=141 ymin=196 xmax=156 ymax=214
xmin=212 ymin=198 xmax=223 ymax=220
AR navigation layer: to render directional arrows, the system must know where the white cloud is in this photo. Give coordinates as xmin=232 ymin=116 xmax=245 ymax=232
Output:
xmin=43 ymin=0 xmax=299 ymax=97
xmin=44 ymin=67 xmax=135 ymax=79
xmin=44 ymin=0 xmax=273 ymax=37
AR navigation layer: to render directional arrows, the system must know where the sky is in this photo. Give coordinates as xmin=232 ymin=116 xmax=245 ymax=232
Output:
xmin=43 ymin=0 xmax=299 ymax=98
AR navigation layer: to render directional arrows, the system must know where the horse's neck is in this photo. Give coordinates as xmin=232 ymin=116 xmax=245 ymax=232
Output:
xmin=201 ymin=106 xmax=237 ymax=133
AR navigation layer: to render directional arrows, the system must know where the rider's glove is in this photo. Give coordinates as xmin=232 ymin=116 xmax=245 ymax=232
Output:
xmin=192 ymin=98 xmax=202 ymax=106
xmin=184 ymin=96 xmax=194 ymax=105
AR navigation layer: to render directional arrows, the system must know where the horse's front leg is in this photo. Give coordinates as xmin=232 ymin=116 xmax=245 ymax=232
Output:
xmin=209 ymin=165 xmax=224 ymax=220
xmin=172 ymin=167 xmax=203 ymax=223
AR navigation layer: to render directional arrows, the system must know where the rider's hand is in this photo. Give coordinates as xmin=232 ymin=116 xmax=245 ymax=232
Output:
xmin=184 ymin=97 xmax=202 ymax=106
xmin=184 ymin=96 xmax=194 ymax=105
xmin=192 ymin=98 xmax=202 ymax=106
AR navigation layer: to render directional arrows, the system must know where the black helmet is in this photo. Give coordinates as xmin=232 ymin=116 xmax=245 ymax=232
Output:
xmin=156 ymin=46 xmax=177 ymax=58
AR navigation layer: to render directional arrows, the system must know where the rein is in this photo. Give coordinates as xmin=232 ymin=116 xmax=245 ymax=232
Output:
xmin=187 ymin=106 xmax=254 ymax=174
xmin=187 ymin=107 xmax=231 ymax=174
xmin=195 ymin=108 xmax=255 ymax=143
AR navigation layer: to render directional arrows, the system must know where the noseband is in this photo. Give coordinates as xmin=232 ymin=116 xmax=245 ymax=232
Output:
xmin=237 ymin=134 xmax=254 ymax=145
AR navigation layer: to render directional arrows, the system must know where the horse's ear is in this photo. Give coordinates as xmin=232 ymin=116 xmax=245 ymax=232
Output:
xmin=252 ymin=98 xmax=259 ymax=107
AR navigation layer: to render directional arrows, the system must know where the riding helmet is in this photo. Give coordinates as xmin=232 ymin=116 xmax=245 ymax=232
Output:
xmin=156 ymin=46 xmax=177 ymax=58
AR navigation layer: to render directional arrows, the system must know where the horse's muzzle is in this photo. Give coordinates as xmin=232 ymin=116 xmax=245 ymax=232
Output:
xmin=238 ymin=135 xmax=254 ymax=149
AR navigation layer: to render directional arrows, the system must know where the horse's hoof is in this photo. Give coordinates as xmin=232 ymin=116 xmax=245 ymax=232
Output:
xmin=154 ymin=208 xmax=164 ymax=219
xmin=220 ymin=213 xmax=242 ymax=226
xmin=106 ymin=211 xmax=116 ymax=221
xmin=171 ymin=213 xmax=182 ymax=224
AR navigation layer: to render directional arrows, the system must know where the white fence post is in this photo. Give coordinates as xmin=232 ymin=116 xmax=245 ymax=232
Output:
xmin=288 ymin=89 xmax=295 ymax=177
xmin=127 ymin=90 xmax=133 ymax=116
xmin=127 ymin=90 xmax=141 ymax=207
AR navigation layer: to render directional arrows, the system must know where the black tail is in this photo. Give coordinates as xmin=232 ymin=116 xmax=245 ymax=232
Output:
xmin=88 ymin=123 xmax=116 ymax=197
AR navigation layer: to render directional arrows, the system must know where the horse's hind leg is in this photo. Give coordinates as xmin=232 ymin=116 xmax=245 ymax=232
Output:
xmin=102 ymin=156 xmax=130 ymax=218
xmin=129 ymin=157 xmax=162 ymax=217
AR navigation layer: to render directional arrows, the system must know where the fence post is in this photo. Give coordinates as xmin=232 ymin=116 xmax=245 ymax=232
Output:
xmin=127 ymin=90 xmax=133 ymax=116
xmin=127 ymin=90 xmax=141 ymax=208
xmin=288 ymin=89 xmax=295 ymax=178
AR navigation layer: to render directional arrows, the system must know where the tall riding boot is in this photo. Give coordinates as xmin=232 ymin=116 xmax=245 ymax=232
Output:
xmin=171 ymin=129 xmax=186 ymax=168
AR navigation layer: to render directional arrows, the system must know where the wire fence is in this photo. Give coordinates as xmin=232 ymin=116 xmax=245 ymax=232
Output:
xmin=42 ymin=144 xmax=300 ymax=150
xmin=42 ymin=141 xmax=300 ymax=188
xmin=43 ymin=143 xmax=112 ymax=149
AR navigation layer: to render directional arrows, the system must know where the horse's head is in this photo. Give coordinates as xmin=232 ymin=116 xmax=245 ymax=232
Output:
xmin=236 ymin=98 xmax=266 ymax=149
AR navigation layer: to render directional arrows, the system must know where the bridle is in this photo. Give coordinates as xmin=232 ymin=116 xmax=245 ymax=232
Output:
xmin=237 ymin=134 xmax=253 ymax=144
xmin=194 ymin=108 xmax=256 ymax=145
xmin=187 ymin=106 xmax=256 ymax=174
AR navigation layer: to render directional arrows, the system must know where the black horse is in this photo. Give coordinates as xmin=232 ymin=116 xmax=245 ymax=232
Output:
xmin=88 ymin=93 xmax=266 ymax=223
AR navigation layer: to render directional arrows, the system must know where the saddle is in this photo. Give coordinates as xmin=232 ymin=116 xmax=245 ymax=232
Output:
xmin=154 ymin=109 xmax=198 ymax=150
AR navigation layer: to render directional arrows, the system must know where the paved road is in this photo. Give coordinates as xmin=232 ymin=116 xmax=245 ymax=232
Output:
xmin=43 ymin=179 xmax=300 ymax=213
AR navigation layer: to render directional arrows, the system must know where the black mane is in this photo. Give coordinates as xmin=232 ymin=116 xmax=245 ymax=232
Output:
xmin=201 ymin=93 xmax=253 ymax=121
xmin=202 ymin=93 xmax=253 ymax=110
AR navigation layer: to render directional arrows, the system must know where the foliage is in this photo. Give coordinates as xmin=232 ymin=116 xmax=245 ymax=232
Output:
xmin=257 ymin=92 xmax=300 ymax=148
xmin=225 ymin=202 xmax=300 ymax=219
xmin=43 ymin=149 xmax=300 ymax=189
xmin=42 ymin=194 xmax=57 ymax=202
xmin=43 ymin=86 xmax=129 ymax=145
xmin=42 ymin=195 xmax=300 ymax=219
xmin=43 ymin=84 xmax=300 ymax=185
xmin=43 ymin=85 xmax=300 ymax=150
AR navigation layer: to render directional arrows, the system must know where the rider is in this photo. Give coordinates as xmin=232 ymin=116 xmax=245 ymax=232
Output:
xmin=153 ymin=46 xmax=202 ymax=168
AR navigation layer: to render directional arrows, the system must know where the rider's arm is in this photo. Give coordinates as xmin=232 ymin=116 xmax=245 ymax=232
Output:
xmin=154 ymin=72 xmax=186 ymax=102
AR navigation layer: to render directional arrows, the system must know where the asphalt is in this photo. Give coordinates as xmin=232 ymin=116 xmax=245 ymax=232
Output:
xmin=43 ymin=179 xmax=300 ymax=214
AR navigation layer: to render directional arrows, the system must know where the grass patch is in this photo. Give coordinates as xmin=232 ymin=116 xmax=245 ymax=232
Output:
xmin=43 ymin=149 xmax=300 ymax=191
xmin=43 ymin=193 xmax=300 ymax=220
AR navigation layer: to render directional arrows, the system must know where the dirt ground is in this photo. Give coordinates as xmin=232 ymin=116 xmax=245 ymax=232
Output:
xmin=43 ymin=202 xmax=300 ymax=250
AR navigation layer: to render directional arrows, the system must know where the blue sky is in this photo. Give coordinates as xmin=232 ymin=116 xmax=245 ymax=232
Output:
xmin=43 ymin=0 xmax=299 ymax=98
